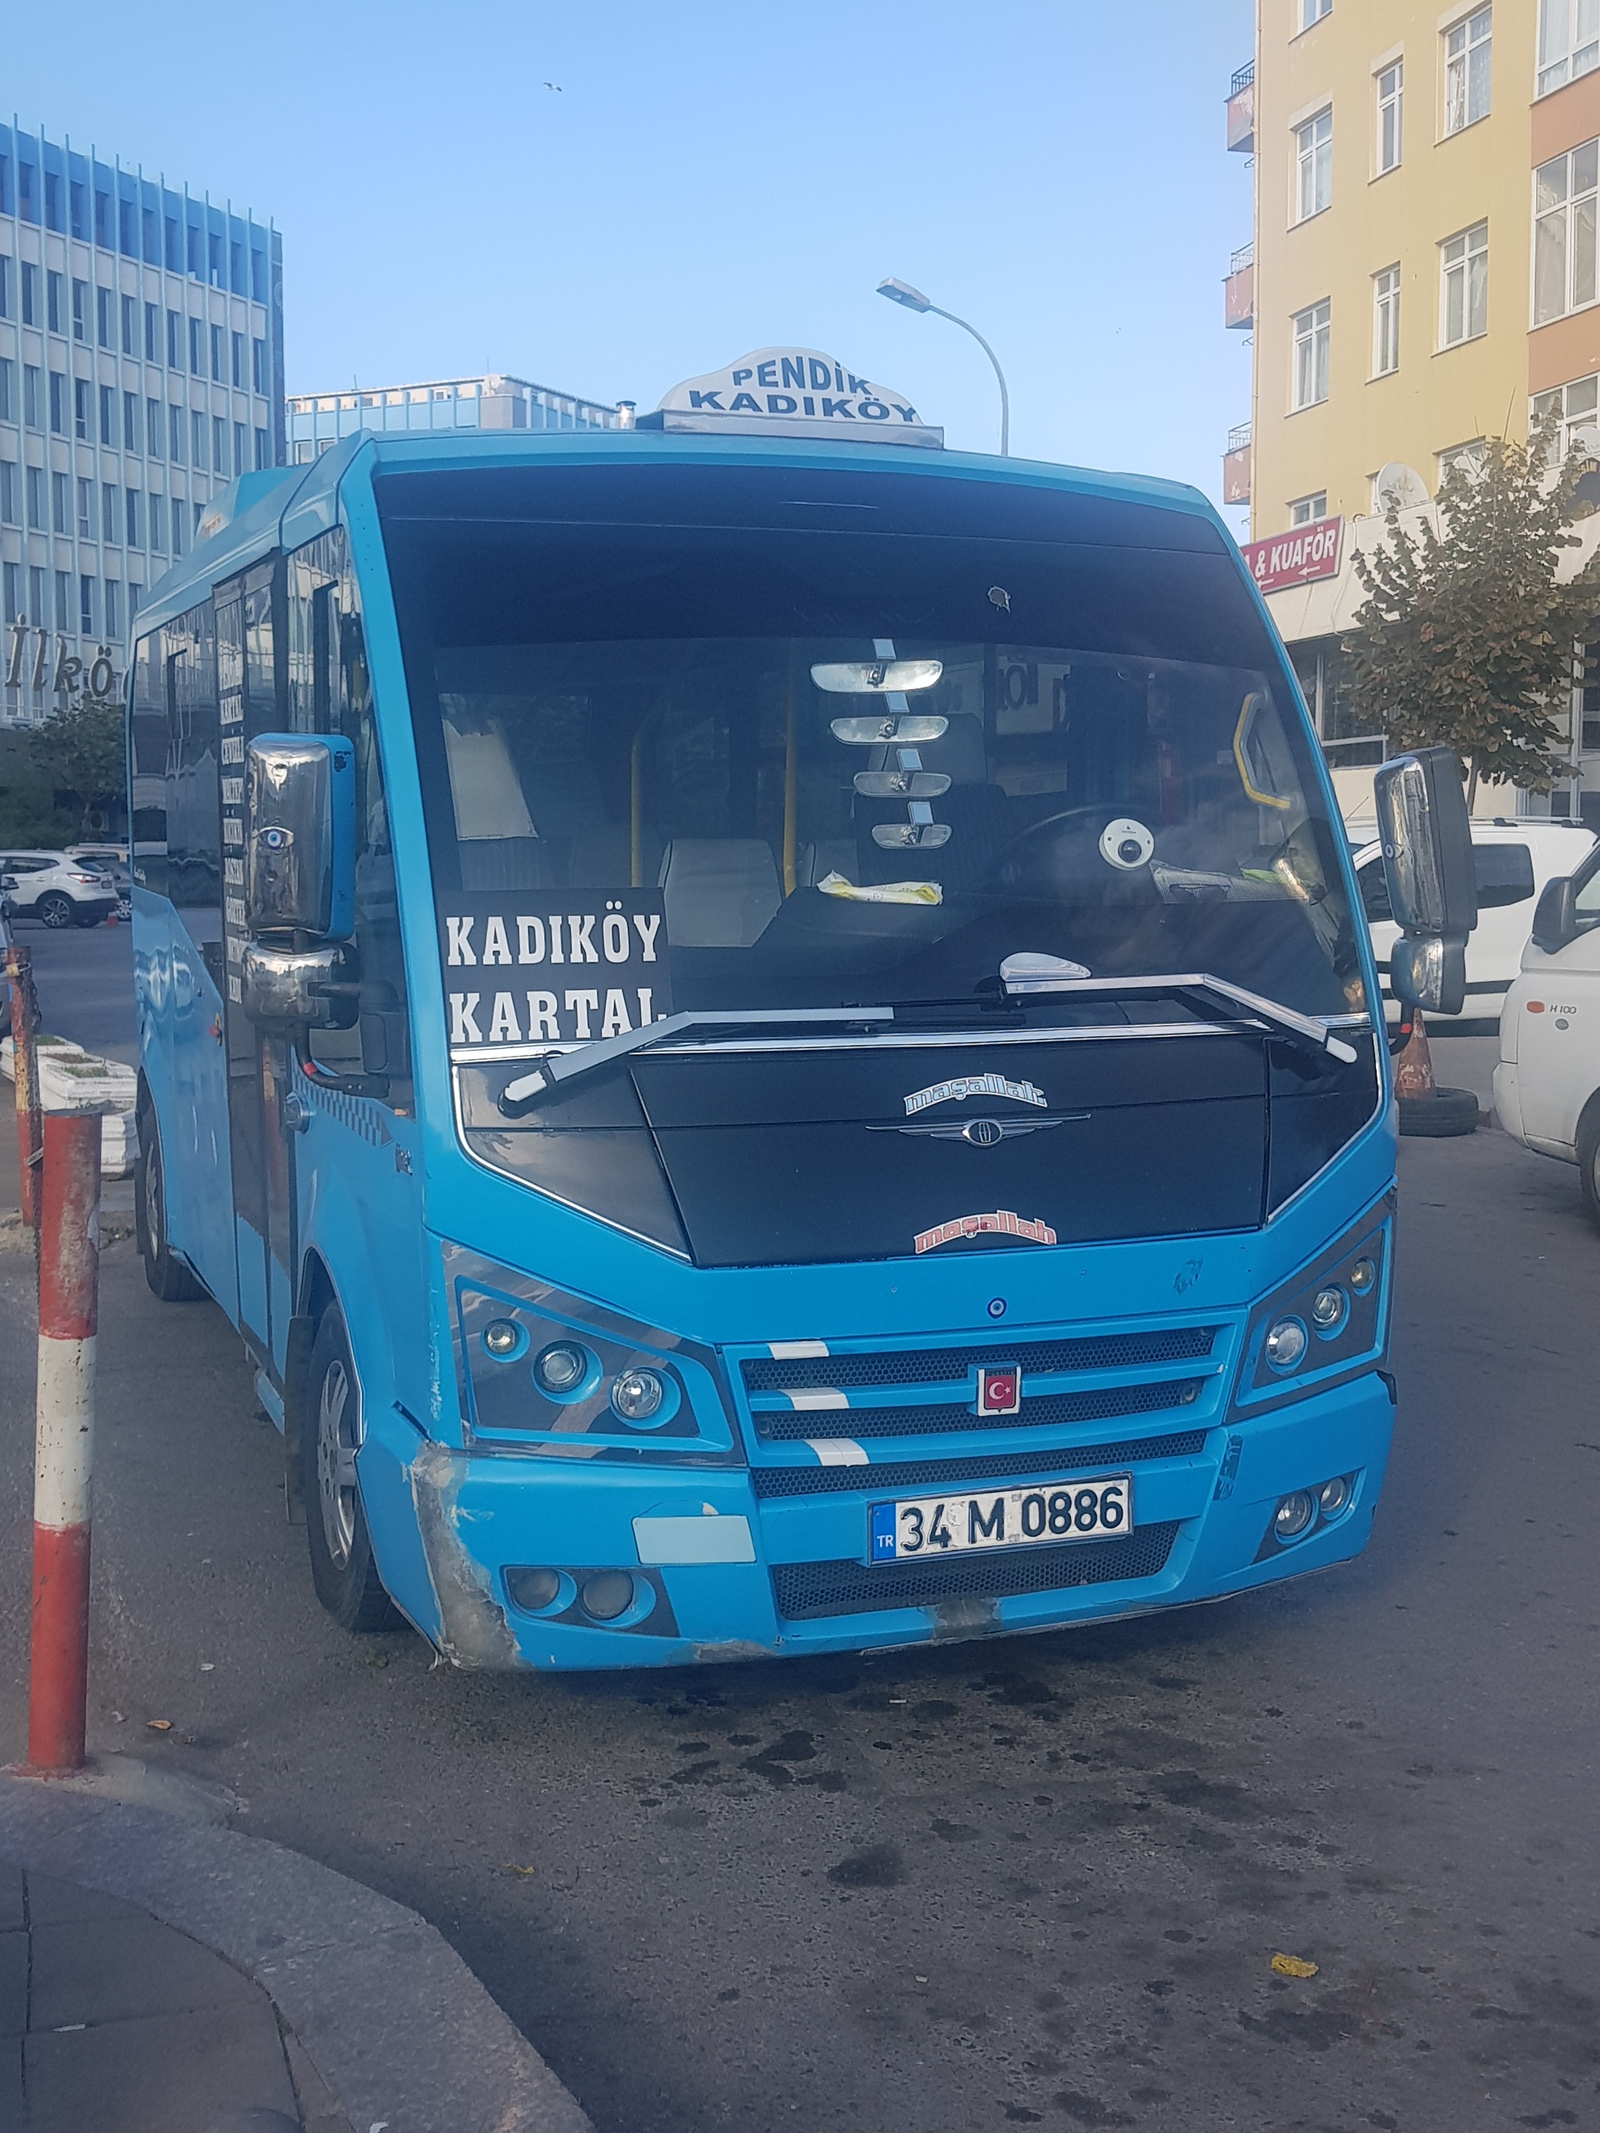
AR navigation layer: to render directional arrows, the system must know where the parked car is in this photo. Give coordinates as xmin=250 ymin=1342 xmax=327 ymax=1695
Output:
xmin=0 ymin=850 xmax=122 ymax=929
xmin=1495 ymin=840 xmax=1600 ymax=1228
xmin=67 ymin=844 xmax=132 ymax=920
xmin=1349 ymin=817 xmax=1596 ymax=1034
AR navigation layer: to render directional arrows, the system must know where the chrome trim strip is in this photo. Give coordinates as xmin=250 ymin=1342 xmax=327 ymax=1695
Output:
xmin=451 ymin=1020 xmax=1281 ymax=1067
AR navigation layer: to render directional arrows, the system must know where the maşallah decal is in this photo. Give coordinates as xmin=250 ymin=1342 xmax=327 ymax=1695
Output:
xmin=913 ymin=1209 xmax=1058 ymax=1255
xmin=903 ymin=1072 xmax=1047 ymax=1116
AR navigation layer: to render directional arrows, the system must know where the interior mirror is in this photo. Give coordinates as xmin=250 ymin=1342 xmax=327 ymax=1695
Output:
xmin=811 ymin=660 xmax=942 ymax=694
xmin=1531 ymin=876 xmax=1577 ymax=955
xmin=245 ymin=734 xmax=355 ymax=939
xmin=241 ymin=939 xmax=360 ymax=1029
xmin=1373 ymin=748 xmax=1477 ymax=1015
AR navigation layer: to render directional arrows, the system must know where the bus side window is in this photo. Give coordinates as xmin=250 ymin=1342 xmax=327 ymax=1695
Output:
xmin=288 ymin=531 xmax=412 ymax=1108
xmin=129 ymin=634 xmax=168 ymax=899
xmin=164 ymin=603 xmax=221 ymax=947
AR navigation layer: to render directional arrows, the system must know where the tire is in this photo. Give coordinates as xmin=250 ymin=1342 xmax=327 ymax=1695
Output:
xmin=1398 ymin=1086 xmax=1480 ymax=1138
xmin=1576 ymin=1104 xmax=1600 ymax=1237
xmin=36 ymin=892 xmax=73 ymax=929
xmin=303 ymin=1304 xmax=402 ymax=1633
xmin=135 ymin=1105 xmax=205 ymax=1301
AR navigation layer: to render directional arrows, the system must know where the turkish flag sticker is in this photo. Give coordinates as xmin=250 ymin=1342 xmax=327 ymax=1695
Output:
xmin=976 ymin=1365 xmax=1022 ymax=1417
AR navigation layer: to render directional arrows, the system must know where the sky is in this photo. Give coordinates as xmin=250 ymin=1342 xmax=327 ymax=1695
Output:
xmin=7 ymin=0 xmax=1255 ymax=512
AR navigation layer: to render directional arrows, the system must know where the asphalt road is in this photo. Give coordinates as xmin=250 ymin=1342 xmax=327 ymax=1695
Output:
xmin=6 ymin=916 xmax=136 ymax=1067
xmin=2 ymin=1093 xmax=1598 ymax=2132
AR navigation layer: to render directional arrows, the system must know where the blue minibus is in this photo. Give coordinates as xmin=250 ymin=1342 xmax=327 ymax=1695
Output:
xmin=126 ymin=349 xmax=1470 ymax=1670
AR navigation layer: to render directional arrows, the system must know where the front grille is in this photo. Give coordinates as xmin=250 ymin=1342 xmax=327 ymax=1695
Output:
xmin=772 ymin=1521 xmax=1181 ymax=1620
xmin=743 ymin=1326 xmax=1217 ymax=1395
xmin=751 ymin=1428 xmax=1208 ymax=1500
xmin=756 ymin=1377 xmax=1202 ymax=1442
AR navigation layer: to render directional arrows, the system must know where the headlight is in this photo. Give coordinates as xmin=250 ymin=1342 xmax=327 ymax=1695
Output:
xmin=447 ymin=1242 xmax=738 ymax=1463
xmin=1238 ymin=1202 xmax=1391 ymax=1405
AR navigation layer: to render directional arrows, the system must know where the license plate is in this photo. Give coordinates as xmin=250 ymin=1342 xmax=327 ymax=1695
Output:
xmin=868 ymin=1476 xmax=1133 ymax=1562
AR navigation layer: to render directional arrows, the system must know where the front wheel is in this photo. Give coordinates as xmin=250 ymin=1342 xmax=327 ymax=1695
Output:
xmin=1576 ymin=1102 xmax=1600 ymax=1237
xmin=36 ymin=893 xmax=73 ymax=929
xmin=303 ymin=1304 xmax=402 ymax=1633
xmin=135 ymin=1106 xmax=204 ymax=1302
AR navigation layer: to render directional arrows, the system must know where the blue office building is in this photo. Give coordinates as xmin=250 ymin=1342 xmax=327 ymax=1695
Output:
xmin=288 ymin=372 xmax=621 ymax=460
xmin=0 ymin=120 xmax=284 ymax=722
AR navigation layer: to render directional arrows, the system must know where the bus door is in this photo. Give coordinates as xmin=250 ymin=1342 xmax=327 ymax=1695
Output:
xmin=217 ymin=564 xmax=297 ymax=1383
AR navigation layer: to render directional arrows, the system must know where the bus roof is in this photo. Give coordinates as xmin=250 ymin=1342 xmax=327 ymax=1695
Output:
xmin=133 ymin=429 xmax=1224 ymax=644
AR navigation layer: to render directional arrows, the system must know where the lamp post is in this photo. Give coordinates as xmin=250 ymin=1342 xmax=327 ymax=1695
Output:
xmin=876 ymin=278 xmax=1010 ymax=457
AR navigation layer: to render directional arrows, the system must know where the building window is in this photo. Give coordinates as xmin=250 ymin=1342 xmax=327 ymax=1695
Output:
xmin=1289 ymin=492 xmax=1329 ymax=525
xmin=48 ymin=372 xmax=65 ymax=435
xmin=210 ymin=322 xmax=224 ymax=382
xmin=123 ymin=392 xmax=140 ymax=453
xmin=0 ymin=258 xmax=8 ymax=319
xmin=46 ymin=270 xmax=62 ymax=335
xmin=192 ymin=410 xmax=207 ymax=469
xmin=0 ymin=459 xmax=16 ymax=525
xmin=169 ymin=404 xmax=184 ymax=463
xmin=188 ymin=317 xmax=202 ymax=376
xmin=51 ymin=471 xmax=68 ymax=531
xmin=255 ymin=427 xmax=269 ymax=471
xmin=214 ymin=415 xmax=228 ymax=475
xmin=79 ymin=575 xmax=94 ymax=636
xmin=166 ymin=310 xmax=180 ymax=369
xmin=1532 ymin=373 xmax=1600 ymax=459
xmin=104 ymin=579 xmax=119 ymax=640
xmin=95 ymin=285 xmax=111 ymax=348
xmin=70 ymin=278 xmax=86 ymax=341
xmin=252 ymin=338 xmax=267 ymax=396
xmin=231 ymin=331 xmax=244 ymax=389
xmin=147 ymin=399 xmax=163 ymax=459
xmin=149 ymin=493 xmax=166 ymax=552
xmin=1441 ymin=221 xmax=1489 ymax=344
xmin=1292 ymin=300 xmax=1332 ymax=408
xmin=1438 ymin=438 xmax=1487 ymax=481
xmin=23 ymin=364 xmax=41 ymax=429
xmin=125 ymin=489 xmax=141 ymax=547
xmin=1294 ymin=108 xmax=1333 ymax=221
xmin=1376 ymin=60 xmax=1403 ymax=172
xmin=99 ymin=383 xmax=115 ymax=446
xmin=1 ymin=565 xmax=15 ymax=627
xmin=1299 ymin=0 xmax=1332 ymax=27
xmin=233 ymin=422 xmax=247 ymax=476
xmin=21 ymin=262 xmax=37 ymax=326
xmin=144 ymin=302 xmax=158 ymax=363
xmin=25 ymin=465 xmax=44 ymax=529
xmin=101 ymin=483 xmax=117 ymax=540
xmin=73 ymin=377 xmax=89 ymax=441
xmin=55 ymin=572 xmax=69 ymax=633
xmin=1445 ymin=7 xmax=1492 ymax=133
xmin=1291 ymin=637 xmax=1384 ymax=767
xmin=120 ymin=293 xmax=135 ymax=356
xmin=1373 ymin=263 xmax=1402 ymax=374
xmin=75 ymin=477 xmax=92 ymax=538
xmin=294 ymin=439 xmax=313 ymax=466
xmin=1538 ymin=0 xmax=1600 ymax=95
xmin=1535 ymin=141 xmax=1599 ymax=323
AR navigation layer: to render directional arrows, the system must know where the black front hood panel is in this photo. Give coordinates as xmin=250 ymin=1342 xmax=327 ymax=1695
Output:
xmin=460 ymin=1034 xmax=1377 ymax=1268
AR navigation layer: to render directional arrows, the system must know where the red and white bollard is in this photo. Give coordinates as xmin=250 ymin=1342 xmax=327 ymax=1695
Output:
xmin=27 ymin=1112 xmax=102 ymax=1775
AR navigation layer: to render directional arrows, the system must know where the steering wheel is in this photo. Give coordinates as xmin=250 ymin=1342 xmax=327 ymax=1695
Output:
xmin=981 ymin=806 xmax=1162 ymax=898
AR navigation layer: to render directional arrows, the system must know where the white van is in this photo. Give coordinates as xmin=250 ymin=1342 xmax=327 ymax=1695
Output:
xmin=1349 ymin=818 xmax=1595 ymax=1034
xmin=1495 ymin=840 xmax=1600 ymax=1225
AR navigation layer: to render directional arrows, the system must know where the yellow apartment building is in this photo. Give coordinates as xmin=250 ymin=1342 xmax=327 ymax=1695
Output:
xmin=1221 ymin=0 xmax=1600 ymax=824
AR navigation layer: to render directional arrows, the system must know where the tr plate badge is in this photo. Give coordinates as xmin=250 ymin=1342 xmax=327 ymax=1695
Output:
xmin=975 ymin=1364 xmax=1022 ymax=1417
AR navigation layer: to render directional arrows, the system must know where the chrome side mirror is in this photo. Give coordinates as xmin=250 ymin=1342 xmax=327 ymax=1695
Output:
xmin=1372 ymin=748 xmax=1477 ymax=1016
xmin=245 ymin=734 xmax=355 ymax=939
xmin=241 ymin=939 xmax=360 ymax=1029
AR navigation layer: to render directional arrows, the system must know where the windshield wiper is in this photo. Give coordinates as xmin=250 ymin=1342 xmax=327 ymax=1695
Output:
xmin=497 ymin=1006 xmax=896 ymax=1110
xmin=1000 ymin=967 xmax=1361 ymax=1065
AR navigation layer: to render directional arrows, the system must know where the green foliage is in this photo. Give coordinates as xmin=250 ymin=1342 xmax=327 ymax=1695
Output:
xmin=23 ymin=693 xmax=125 ymax=835
xmin=1342 ymin=416 xmax=1600 ymax=805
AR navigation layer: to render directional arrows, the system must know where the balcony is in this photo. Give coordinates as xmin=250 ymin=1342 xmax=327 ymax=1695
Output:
xmin=1224 ymin=243 xmax=1254 ymax=330
xmin=1226 ymin=61 xmax=1255 ymax=153
xmin=1223 ymin=422 xmax=1252 ymax=505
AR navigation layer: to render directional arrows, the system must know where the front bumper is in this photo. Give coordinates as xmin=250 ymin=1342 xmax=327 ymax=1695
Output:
xmin=364 ymin=1368 xmax=1395 ymax=1669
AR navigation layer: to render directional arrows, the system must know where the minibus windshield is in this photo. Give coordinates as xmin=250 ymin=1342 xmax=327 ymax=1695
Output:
xmin=380 ymin=467 xmax=1366 ymax=1044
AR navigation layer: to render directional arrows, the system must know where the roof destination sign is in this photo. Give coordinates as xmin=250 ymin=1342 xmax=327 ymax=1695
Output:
xmin=640 ymin=347 xmax=944 ymax=448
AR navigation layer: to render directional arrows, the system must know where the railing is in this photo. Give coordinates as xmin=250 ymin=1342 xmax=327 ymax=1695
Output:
xmin=1227 ymin=422 xmax=1253 ymax=453
xmin=1229 ymin=241 xmax=1255 ymax=275
xmin=1231 ymin=61 xmax=1255 ymax=94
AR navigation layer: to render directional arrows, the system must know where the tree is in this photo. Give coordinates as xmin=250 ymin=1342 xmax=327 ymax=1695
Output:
xmin=1342 ymin=416 xmax=1600 ymax=807
xmin=25 ymin=692 xmax=125 ymax=837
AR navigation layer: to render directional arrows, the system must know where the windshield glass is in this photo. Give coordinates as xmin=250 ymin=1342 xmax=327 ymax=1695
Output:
xmin=380 ymin=465 xmax=1365 ymax=1042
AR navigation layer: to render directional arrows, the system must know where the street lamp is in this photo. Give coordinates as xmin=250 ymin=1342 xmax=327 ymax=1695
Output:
xmin=876 ymin=278 xmax=1010 ymax=457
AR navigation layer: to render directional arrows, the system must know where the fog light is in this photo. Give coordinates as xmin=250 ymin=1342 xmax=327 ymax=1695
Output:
xmin=581 ymin=1570 xmax=639 ymax=1622
xmin=1311 ymin=1285 xmax=1346 ymax=1332
xmin=534 ymin=1342 xmax=589 ymax=1395
xmin=1318 ymin=1475 xmax=1351 ymax=1517
xmin=1273 ymin=1491 xmax=1317 ymax=1542
xmin=611 ymin=1367 xmax=665 ymax=1425
xmin=1349 ymin=1257 xmax=1376 ymax=1295
xmin=1264 ymin=1316 xmax=1308 ymax=1371
xmin=505 ymin=1565 xmax=565 ymax=1613
xmin=482 ymin=1317 xmax=522 ymax=1360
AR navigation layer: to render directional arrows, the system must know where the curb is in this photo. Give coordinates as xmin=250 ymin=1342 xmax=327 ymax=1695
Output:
xmin=0 ymin=1774 xmax=595 ymax=2133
